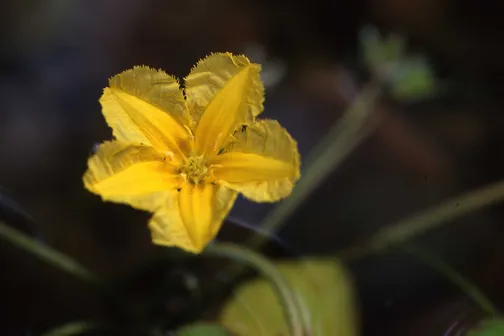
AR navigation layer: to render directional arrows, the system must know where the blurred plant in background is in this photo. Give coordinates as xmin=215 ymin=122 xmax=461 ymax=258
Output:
xmin=2 ymin=9 xmax=504 ymax=335
xmin=360 ymin=26 xmax=440 ymax=102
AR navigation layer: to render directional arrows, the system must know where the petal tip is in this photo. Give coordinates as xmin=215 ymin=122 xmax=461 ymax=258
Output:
xmin=191 ymin=52 xmax=261 ymax=73
xmin=108 ymin=66 xmax=175 ymax=85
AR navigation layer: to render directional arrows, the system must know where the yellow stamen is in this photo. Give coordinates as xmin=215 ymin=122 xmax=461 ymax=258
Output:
xmin=179 ymin=155 xmax=208 ymax=184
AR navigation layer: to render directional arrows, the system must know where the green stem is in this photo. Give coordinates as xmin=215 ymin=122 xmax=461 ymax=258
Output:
xmin=0 ymin=221 xmax=99 ymax=285
xmin=339 ymin=179 xmax=504 ymax=260
xmin=247 ymin=84 xmax=382 ymax=251
xmin=404 ymin=246 xmax=499 ymax=316
xmin=205 ymin=243 xmax=305 ymax=336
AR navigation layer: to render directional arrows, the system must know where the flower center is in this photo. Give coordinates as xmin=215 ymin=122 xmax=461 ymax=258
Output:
xmin=179 ymin=155 xmax=208 ymax=184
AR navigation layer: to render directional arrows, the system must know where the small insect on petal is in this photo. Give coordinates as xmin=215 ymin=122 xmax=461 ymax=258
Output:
xmin=163 ymin=151 xmax=175 ymax=161
xmin=91 ymin=143 xmax=100 ymax=154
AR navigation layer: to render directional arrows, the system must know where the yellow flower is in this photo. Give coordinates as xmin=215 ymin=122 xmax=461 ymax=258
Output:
xmin=83 ymin=53 xmax=300 ymax=253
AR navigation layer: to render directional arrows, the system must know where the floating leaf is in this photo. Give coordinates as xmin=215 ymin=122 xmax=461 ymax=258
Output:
xmin=176 ymin=323 xmax=230 ymax=336
xmin=220 ymin=259 xmax=358 ymax=336
xmin=466 ymin=319 xmax=504 ymax=336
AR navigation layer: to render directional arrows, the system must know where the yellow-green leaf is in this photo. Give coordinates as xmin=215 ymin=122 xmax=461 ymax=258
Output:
xmin=220 ymin=259 xmax=358 ymax=336
xmin=467 ymin=319 xmax=504 ymax=336
xmin=176 ymin=323 xmax=230 ymax=336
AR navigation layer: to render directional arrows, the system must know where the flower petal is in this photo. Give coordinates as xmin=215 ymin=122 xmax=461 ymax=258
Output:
xmin=149 ymin=183 xmax=237 ymax=253
xmin=210 ymin=120 xmax=300 ymax=202
xmin=184 ymin=53 xmax=264 ymax=156
xmin=84 ymin=141 xmax=179 ymax=211
xmin=101 ymin=66 xmax=192 ymax=160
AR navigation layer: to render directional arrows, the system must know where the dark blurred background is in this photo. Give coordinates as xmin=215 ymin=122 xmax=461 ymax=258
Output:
xmin=1 ymin=0 xmax=504 ymax=335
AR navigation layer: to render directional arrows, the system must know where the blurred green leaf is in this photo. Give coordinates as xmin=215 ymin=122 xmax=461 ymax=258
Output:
xmin=360 ymin=26 xmax=382 ymax=69
xmin=360 ymin=25 xmax=440 ymax=102
xmin=220 ymin=259 xmax=358 ymax=336
xmin=383 ymin=34 xmax=406 ymax=63
xmin=466 ymin=319 xmax=504 ymax=336
xmin=176 ymin=323 xmax=230 ymax=336
xmin=360 ymin=26 xmax=405 ymax=72
xmin=390 ymin=57 xmax=438 ymax=102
